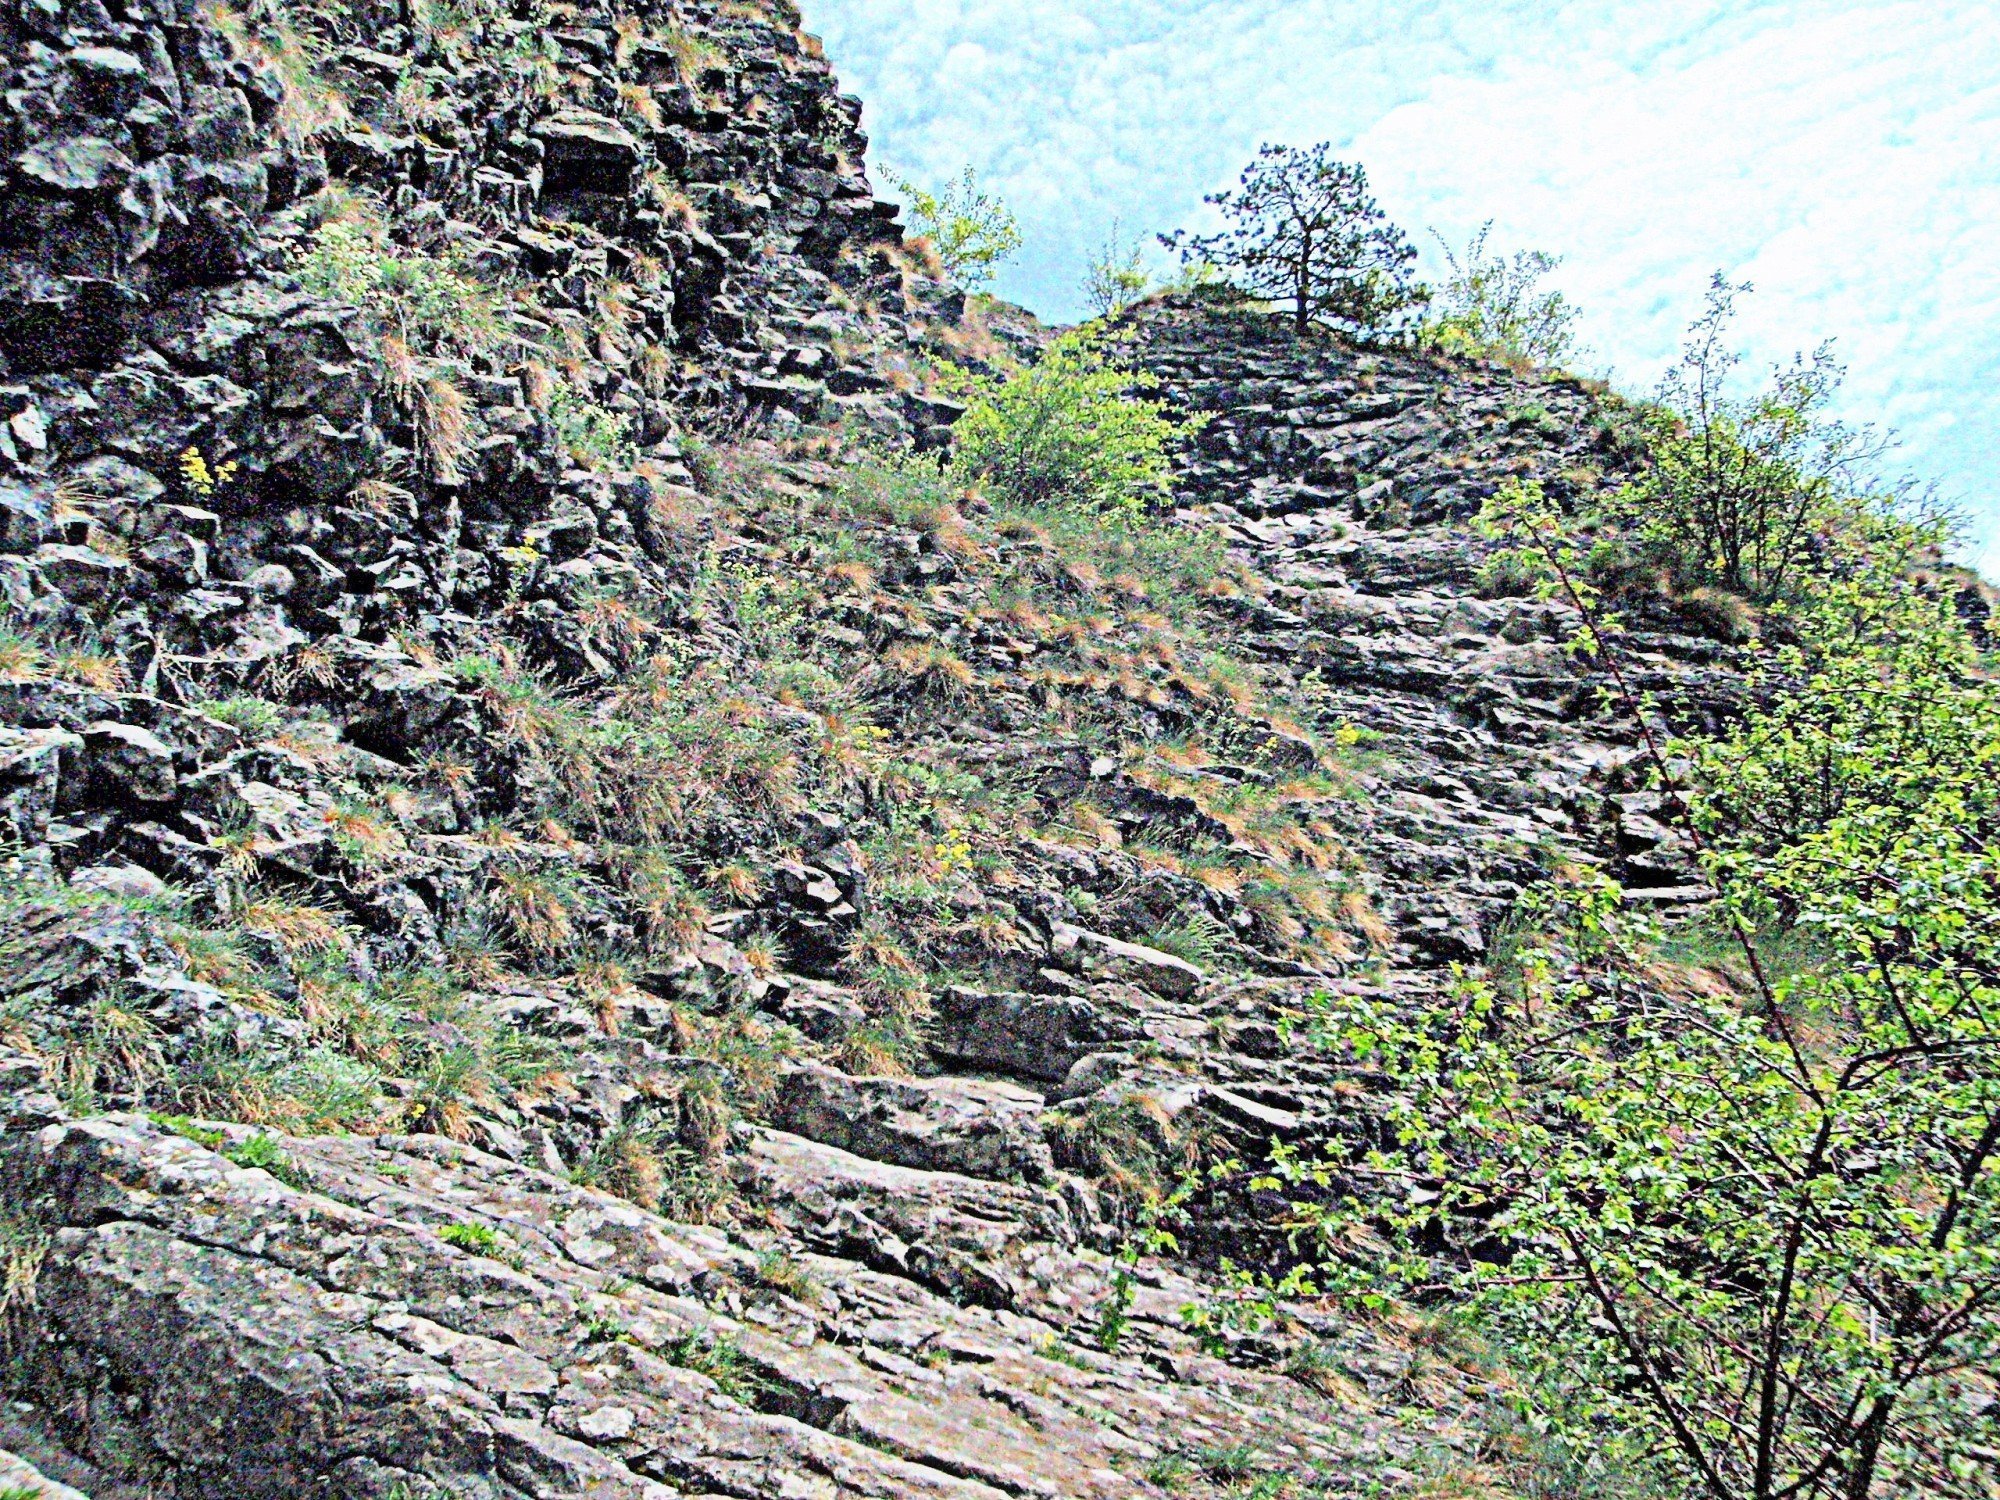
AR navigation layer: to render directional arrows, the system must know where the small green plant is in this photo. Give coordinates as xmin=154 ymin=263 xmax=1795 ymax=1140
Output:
xmin=1148 ymin=911 xmax=1231 ymax=968
xmin=1033 ymin=1334 xmax=1093 ymax=1369
xmin=577 ymin=1305 xmax=632 ymax=1344
xmin=662 ymin=1326 xmax=762 ymax=1402
xmin=1179 ymin=1260 xmax=1314 ymax=1357
xmin=1190 ymin=1442 xmax=1261 ymax=1482
xmin=193 ymin=696 xmax=283 ymax=739
xmin=548 ymin=383 xmax=637 ymax=472
xmin=222 ymin=1132 xmax=309 ymax=1190
xmin=294 ymin=211 xmax=500 ymax=351
xmin=1145 ymin=1451 xmax=1193 ymax=1490
xmin=438 ymin=1221 xmax=502 ymax=1256
xmin=753 ymin=1247 xmax=822 ymax=1303
xmin=1094 ymin=1263 xmax=1135 ymax=1353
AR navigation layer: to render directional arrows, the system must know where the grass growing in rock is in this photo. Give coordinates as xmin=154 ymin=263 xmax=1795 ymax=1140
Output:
xmin=0 ymin=413 xmax=1378 ymax=1235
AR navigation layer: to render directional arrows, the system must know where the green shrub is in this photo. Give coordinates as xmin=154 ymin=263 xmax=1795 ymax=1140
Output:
xmin=662 ymin=1326 xmax=764 ymax=1402
xmin=886 ymin=165 xmax=1021 ymax=288
xmin=1083 ymin=219 xmax=1150 ymax=318
xmin=194 ymin=696 xmax=284 ymax=739
xmin=222 ymin=1132 xmax=309 ymax=1189
xmin=294 ymin=208 xmax=501 ymax=353
xmin=1424 ymin=222 xmax=1580 ymax=367
xmin=949 ymin=332 xmax=1198 ymax=514
xmin=1618 ymin=277 xmax=1933 ymax=600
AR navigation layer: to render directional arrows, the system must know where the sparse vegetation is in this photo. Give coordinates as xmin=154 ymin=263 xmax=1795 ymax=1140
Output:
xmin=1084 ymin=219 xmax=1151 ymax=319
xmin=438 ymin=1221 xmax=503 ymax=1256
xmin=662 ymin=1325 xmax=764 ymax=1402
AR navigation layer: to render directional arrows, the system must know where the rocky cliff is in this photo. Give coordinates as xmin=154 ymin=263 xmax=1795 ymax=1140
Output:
xmin=0 ymin=1 xmax=1870 ymax=1496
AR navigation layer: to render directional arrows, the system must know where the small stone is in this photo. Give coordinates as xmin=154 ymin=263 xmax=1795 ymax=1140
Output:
xmin=243 ymin=562 xmax=296 ymax=597
xmin=573 ymin=1405 xmax=636 ymax=1440
xmin=69 ymin=862 xmax=167 ymax=900
xmin=82 ymin=721 xmax=177 ymax=803
xmin=16 ymin=135 xmax=132 ymax=192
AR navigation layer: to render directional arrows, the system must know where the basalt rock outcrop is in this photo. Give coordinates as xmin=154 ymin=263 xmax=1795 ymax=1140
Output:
xmin=0 ymin=0 xmax=1877 ymax=1494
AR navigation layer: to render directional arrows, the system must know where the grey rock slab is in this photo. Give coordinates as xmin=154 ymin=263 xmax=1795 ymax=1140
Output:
xmin=773 ymin=1065 xmax=1052 ymax=1183
xmin=930 ymin=986 xmax=1131 ymax=1083
xmin=1048 ymin=923 xmax=1207 ymax=1000
xmin=80 ymin=721 xmax=176 ymax=802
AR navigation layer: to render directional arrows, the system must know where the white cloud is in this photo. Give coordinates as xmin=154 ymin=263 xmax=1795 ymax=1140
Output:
xmin=803 ymin=0 xmax=2000 ymax=570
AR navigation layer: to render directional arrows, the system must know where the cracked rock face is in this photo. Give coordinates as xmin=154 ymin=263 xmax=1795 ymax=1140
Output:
xmin=0 ymin=0 xmax=1851 ymax=1489
xmin=0 ymin=1081 xmax=1443 ymax=1500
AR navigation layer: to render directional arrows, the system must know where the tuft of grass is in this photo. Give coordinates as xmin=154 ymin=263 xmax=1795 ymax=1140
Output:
xmin=1190 ymin=1442 xmax=1261 ymax=1482
xmin=662 ymin=1326 xmax=764 ymax=1403
xmin=150 ymin=1112 xmax=226 ymax=1149
xmin=1146 ymin=911 xmax=1231 ymax=967
xmin=438 ymin=1221 xmax=501 ymax=1255
xmin=752 ymin=1247 xmax=822 ymax=1303
xmin=222 ymin=1132 xmax=310 ymax=1190
xmin=1283 ymin=1339 xmax=1367 ymax=1402
xmin=0 ymin=1209 xmax=49 ymax=1315
xmin=577 ymin=1304 xmax=632 ymax=1345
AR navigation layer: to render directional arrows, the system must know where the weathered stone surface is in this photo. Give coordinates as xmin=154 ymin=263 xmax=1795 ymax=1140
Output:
xmin=774 ymin=1064 xmax=1052 ymax=1182
xmin=1049 ymin=922 xmax=1206 ymax=999
xmin=930 ymin=986 xmax=1129 ymax=1082
xmin=0 ymin=0 xmax=1849 ymax=1486
xmin=0 ymin=1099 xmax=1427 ymax=1499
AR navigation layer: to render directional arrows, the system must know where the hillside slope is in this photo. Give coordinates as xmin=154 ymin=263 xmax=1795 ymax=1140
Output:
xmin=0 ymin=0 xmax=1872 ymax=1496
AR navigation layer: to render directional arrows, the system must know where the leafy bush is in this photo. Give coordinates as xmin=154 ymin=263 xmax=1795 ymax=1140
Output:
xmin=1162 ymin=143 xmax=1427 ymax=335
xmin=222 ymin=1132 xmax=308 ymax=1189
xmin=194 ymin=696 xmax=284 ymax=740
xmin=1083 ymin=220 xmax=1151 ymax=318
xmin=1618 ymin=277 xmax=1926 ymax=600
xmin=438 ymin=1221 xmax=503 ymax=1256
xmin=887 ymin=165 xmax=1022 ymax=289
xmin=1423 ymin=221 xmax=1580 ymax=367
xmin=1284 ymin=548 xmax=2000 ymax=1500
xmin=949 ymin=332 xmax=1198 ymax=513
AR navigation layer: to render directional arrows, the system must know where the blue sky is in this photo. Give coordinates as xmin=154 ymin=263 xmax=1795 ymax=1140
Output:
xmin=801 ymin=0 xmax=2000 ymax=573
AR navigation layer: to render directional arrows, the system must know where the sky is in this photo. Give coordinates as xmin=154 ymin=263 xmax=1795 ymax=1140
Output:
xmin=800 ymin=0 xmax=2000 ymax=574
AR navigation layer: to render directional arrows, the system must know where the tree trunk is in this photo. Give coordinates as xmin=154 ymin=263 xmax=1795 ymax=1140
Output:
xmin=1294 ymin=234 xmax=1313 ymax=332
